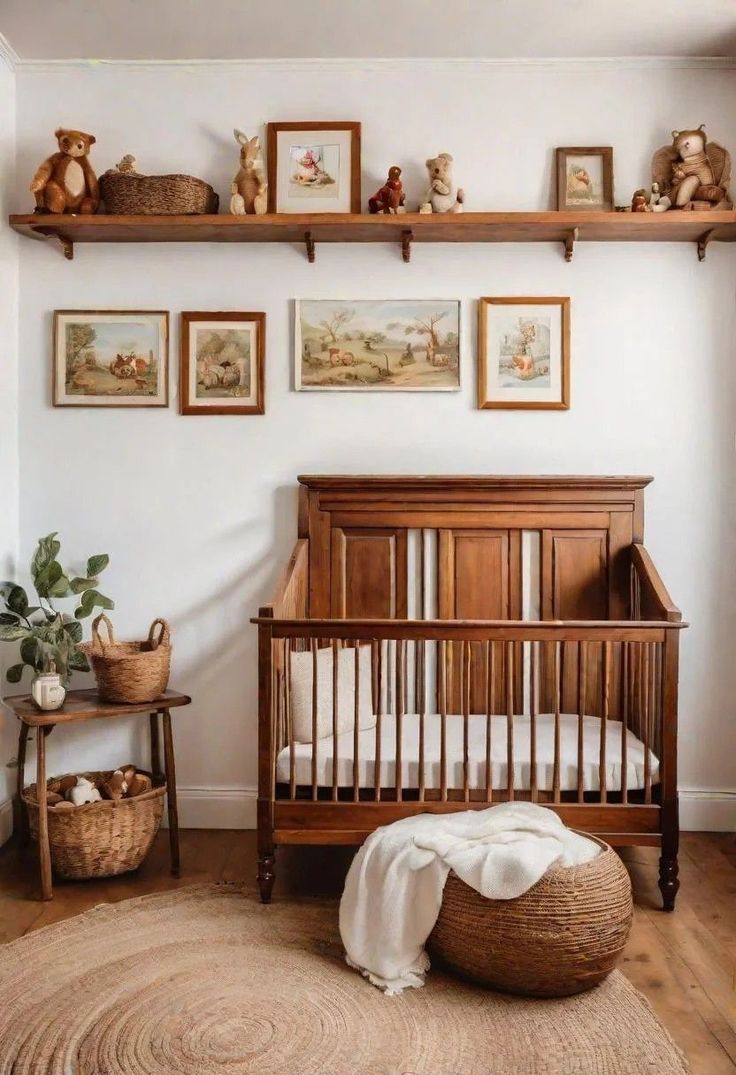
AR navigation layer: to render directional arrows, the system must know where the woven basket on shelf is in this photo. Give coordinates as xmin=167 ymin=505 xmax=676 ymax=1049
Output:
xmin=428 ymin=834 xmax=633 ymax=998
xmin=82 ymin=614 xmax=171 ymax=704
xmin=22 ymin=768 xmax=165 ymax=879
xmin=99 ymin=171 xmax=219 ymax=215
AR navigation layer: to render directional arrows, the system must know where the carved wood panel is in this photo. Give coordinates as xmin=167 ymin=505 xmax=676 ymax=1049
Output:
xmin=331 ymin=528 xmax=407 ymax=619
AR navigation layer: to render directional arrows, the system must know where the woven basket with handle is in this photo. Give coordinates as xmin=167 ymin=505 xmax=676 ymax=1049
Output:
xmin=428 ymin=833 xmax=633 ymax=998
xmin=99 ymin=171 xmax=219 ymax=215
xmin=83 ymin=614 xmax=171 ymax=704
xmin=22 ymin=768 xmax=165 ymax=879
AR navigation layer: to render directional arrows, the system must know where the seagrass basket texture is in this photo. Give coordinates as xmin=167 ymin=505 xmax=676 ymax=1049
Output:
xmin=99 ymin=171 xmax=219 ymax=214
xmin=82 ymin=613 xmax=171 ymax=704
xmin=428 ymin=834 xmax=633 ymax=998
xmin=23 ymin=768 xmax=165 ymax=879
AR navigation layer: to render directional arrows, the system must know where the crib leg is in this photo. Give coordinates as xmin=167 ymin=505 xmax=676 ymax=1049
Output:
xmin=658 ymin=855 xmax=679 ymax=912
xmin=258 ymin=850 xmax=276 ymax=903
xmin=659 ymin=802 xmax=679 ymax=912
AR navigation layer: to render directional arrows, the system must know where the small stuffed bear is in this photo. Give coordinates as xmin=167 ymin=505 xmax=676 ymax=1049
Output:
xmin=419 ymin=153 xmax=464 ymax=214
xmin=30 ymin=128 xmax=100 ymax=215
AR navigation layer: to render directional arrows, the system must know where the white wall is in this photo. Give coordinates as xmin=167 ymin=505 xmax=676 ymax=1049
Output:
xmin=8 ymin=59 xmax=736 ymax=830
xmin=0 ymin=55 xmax=18 ymax=842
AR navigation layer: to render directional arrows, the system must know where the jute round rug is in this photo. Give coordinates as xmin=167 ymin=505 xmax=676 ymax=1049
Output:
xmin=0 ymin=884 xmax=689 ymax=1074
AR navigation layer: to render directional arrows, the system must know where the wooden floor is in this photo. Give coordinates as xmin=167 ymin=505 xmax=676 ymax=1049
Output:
xmin=1 ymin=830 xmax=734 ymax=1074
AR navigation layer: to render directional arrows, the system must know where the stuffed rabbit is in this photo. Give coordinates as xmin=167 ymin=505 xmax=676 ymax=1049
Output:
xmin=230 ymin=129 xmax=268 ymax=215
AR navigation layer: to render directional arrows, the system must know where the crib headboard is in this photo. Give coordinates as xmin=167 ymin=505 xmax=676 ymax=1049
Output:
xmin=297 ymin=475 xmax=651 ymax=622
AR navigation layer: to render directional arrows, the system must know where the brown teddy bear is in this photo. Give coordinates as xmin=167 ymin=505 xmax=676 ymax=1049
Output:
xmin=30 ymin=128 xmax=100 ymax=214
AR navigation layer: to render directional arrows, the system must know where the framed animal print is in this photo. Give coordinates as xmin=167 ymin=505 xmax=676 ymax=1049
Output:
xmin=267 ymin=122 xmax=361 ymax=213
xmin=53 ymin=310 xmax=169 ymax=407
xmin=478 ymin=297 xmax=570 ymax=410
xmin=556 ymin=147 xmax=613 ymax=211
xmin=295 ymin=299 xmax=461 ymax=391
xmin=180 ymin=311 xmax=265 ymax=415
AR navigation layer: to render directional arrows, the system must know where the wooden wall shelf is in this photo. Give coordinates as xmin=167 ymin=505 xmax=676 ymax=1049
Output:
xmin=9 ymin=210 xmax=736 ymax=262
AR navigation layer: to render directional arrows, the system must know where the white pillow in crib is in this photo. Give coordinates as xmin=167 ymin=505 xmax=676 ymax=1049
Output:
xmin=289 ymin=645 xmax=376 ymax=743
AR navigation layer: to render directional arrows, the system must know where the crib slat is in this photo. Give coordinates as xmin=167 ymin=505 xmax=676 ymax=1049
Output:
xmin=485 ymin=640 xmax=493 ymax=803
xmin=644 ymin=642 xmax=652 ymax=803
xmin=419 ymin=640 xmax=426 ymax=801
xmin=311 ymin=639 xmax=318 ymax=801
xmin=440 ymin=639 xmax=448 ymax=801
xmin=599 ymin=641 xmax=611 ymax=803
xmin=374 ymin=641 xmax=383 ymax=802
xmin=577 ymin=641 xmax=585 ymax=802
xmin=332 ymin=640 xmax=339 ymax=801
xmin=553 ymin=641 xmax=561 ymax=803
xmin=463 ymin=639 xmax=471 ymax=801
xmin=287 ymin=643 xmax=296 ymax=800
xmin=530 ymin=640 xmax=538 ymax=803
xmin=506 ymin=641 xmax=514 ymax=800
xmin=353 ymin=644 xmax=360 ymax=803
xmin=621 ymin=641 xmax=629 ymax=803
xmin=396 ymin=639 xmax=405 ymax=801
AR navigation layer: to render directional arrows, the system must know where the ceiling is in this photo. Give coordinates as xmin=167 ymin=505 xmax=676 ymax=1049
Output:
xmin=2 ymin=0 xmax=736 ymax=62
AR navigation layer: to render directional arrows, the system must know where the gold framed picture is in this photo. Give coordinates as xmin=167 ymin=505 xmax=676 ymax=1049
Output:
xmin=556 ymin=147 xmax=613 ymax=211
xmin=267 ymin=121 xmax=361 ymax=213
xmin=53 ymin=310 xmax=169 ymax=407
xmin=180 ymin=311 xmax=265 ymax=415
xmin=478 ymin=297 xmax=570 ymax=411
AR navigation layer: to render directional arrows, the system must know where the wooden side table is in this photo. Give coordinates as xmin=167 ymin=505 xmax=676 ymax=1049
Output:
xmin=5 ymin=688 xmax=191 ymax=900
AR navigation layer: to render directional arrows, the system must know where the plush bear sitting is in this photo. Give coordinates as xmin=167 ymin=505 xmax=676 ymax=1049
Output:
xmin=419 ymin=153 xmax=464 ymax=214
xmin=30 ymin=128 xmax=100 ymax=215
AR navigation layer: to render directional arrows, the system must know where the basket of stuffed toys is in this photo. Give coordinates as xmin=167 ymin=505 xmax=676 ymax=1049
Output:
xmin=82 ymin=614 xmax=171 ymax=704
xmin=22 ymin=766 xmax=165 ymax=879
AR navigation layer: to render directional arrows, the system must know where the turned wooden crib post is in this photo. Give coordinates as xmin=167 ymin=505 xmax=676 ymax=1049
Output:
xmin=257 ymin=611 xmax=276 ymax=903
xmin=659 ymin=627 xmax=680 ymax=912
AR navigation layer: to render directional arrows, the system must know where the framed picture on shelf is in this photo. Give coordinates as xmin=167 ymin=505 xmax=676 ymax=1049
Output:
xmin=267 ymin=121 xmax=361 ymax=213
xmin=180 ymin=311 xmax=265 ymax=415
xmin=53 ymin=310 xmax=169 ymax=407
xmin=478 ymin=297 xmax=570 ymax=410
xmin=556 ymin=147 xmax=613 ymax=211
xmin=295 ymin=299 xmax=461 ymax=391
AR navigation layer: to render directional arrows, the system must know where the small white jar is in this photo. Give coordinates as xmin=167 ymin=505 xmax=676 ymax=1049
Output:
xmin=31 ymin=666 xmax=66 ymax=712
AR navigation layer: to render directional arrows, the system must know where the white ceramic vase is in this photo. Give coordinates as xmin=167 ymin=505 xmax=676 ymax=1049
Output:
xmin=31 ymin=670 xmax=66 ymax=712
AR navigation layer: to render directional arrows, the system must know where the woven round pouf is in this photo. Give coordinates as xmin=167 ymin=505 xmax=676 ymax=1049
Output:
xmin=428 ymin=834 xmax=633 ymax=998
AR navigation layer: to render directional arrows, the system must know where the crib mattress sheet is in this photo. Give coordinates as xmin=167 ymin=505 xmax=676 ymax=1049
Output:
xmin=275 ymin=712 xmax=659 ymax=792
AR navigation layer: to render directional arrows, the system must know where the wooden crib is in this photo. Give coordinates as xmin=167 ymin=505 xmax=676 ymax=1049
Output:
xmin=253 ymin=475 xmax=685 ymax=909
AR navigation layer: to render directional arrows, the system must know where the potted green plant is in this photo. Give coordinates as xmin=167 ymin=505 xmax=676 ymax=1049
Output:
xmin=0 ymin=533 xmax=114 ymax=691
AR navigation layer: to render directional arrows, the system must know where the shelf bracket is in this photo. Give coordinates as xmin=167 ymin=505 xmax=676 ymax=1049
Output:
xmin=401 ymin=229 xmax=413 ymax=263
xmin=563 ymin=227 xmax=578 ymax=263
xmin=304 ymin=231 xmax=316 ymax=263
xmin=29 ymin=226 xmax=74 ymax=260
xmin=697 ymin=228 xmax=717 ymax=262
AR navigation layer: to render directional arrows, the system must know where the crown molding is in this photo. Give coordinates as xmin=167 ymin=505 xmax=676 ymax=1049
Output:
xmin=10 ymin=54 xmax=736 ymax=74
xmin=0 ymin=32 xmax=19 ymax=72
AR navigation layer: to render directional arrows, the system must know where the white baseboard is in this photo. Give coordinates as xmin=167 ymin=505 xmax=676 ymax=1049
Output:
xmin=1 ymin=786 xmax=732 ymax=842
xmin=679 ymin=788 xmax=736 ymax=833
xmin=172 ymin=786 xmax=258 ymax=830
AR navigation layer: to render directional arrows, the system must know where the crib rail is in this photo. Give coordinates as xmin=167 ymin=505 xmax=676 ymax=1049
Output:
xmin=256 ymin=617 xmax=683 ymax=816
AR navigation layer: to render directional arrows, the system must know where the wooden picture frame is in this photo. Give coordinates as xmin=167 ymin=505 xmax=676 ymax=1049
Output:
xmin=180 ymin=311 xmax=265 ymax=415
xmin=53 ymin=310 xmax=169 ymax=408
xmin=556 ymin=147 xmax=613 ymax=211
xmin=478 ymin=297 xmax=570 ymax=411
xmin=267 ymin=121 xmax=361 ymax=214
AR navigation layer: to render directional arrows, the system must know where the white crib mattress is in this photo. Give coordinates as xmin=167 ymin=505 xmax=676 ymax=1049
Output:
xmin=276 ymin=713 xmax=659 ymax=793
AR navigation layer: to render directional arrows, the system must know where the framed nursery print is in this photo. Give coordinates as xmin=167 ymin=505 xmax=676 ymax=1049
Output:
xmin=180 ymin=311 xmax=265 ymax=415
xmin=295 ymin=299 xmax=461 ymax=391
xmin=478 ymin=297 xmax=570 ymax=410
xmin=267 ymin=121 xmax=361 ymax=213
xmin=53 ymin=310 xmax=169 ymax=407
xmin=556 ymin=147 xmax=613 ymax=211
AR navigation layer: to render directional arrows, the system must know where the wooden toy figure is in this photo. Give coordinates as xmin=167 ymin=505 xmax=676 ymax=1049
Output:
xmin=368 ymin=166 xmax=406 ymax=214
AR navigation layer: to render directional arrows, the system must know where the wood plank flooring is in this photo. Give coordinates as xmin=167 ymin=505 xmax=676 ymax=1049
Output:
xmin=0 ymin=830 xmax=734 ymax=1073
